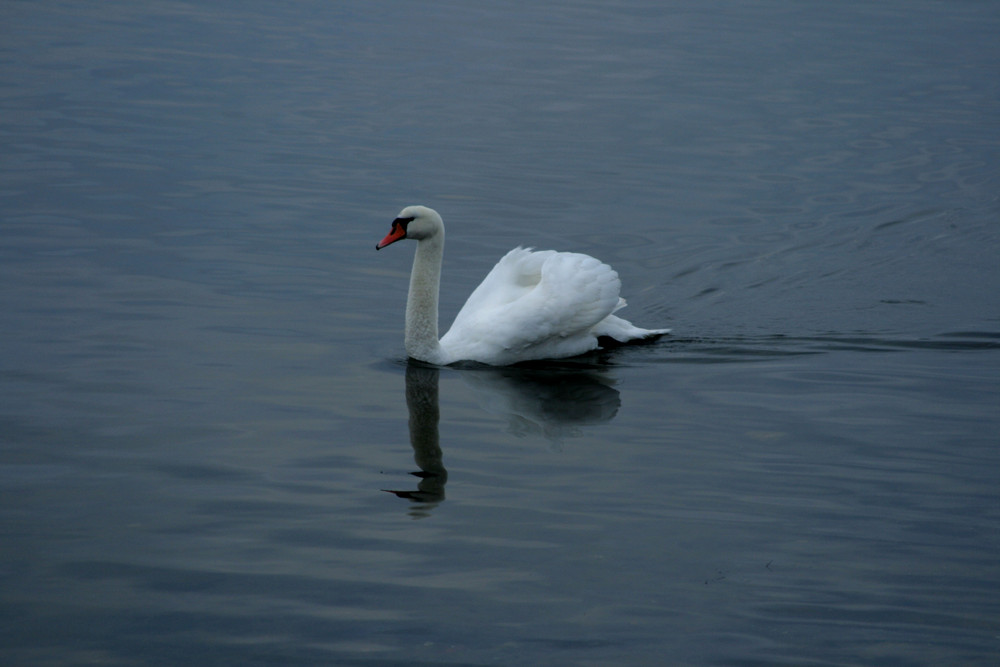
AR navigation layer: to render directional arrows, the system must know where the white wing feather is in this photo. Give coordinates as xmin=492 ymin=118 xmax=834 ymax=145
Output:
xmin=439 ymin=248 xmax=631 ymax=364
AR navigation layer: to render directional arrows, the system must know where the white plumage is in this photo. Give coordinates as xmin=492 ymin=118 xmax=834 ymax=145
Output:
xmin=376 ymin=206 xmax=669 ymax=366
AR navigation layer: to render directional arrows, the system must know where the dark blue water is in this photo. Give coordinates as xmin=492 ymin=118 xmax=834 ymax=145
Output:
xmin=2 ymin=1 xmax=999 ymax=665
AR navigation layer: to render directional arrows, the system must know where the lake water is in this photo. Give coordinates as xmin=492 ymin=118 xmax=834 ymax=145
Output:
xmin=2 ymin=1 xmax=999 ymax=665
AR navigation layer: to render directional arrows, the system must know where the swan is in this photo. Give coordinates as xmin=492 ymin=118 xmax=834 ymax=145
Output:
xmin=376 ymin=205 xmax=669 ymax=366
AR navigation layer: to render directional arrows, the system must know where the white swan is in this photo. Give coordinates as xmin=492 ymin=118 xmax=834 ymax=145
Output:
xmin=376 ymin=205 xmax=669 ymax=366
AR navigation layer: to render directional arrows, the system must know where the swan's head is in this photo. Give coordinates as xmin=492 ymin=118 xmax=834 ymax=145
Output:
xmin=375 ymin=205 xmax=444 ymax=250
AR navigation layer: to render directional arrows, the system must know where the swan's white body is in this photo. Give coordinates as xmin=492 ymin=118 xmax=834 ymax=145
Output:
xmin=376 ymin=206 xmax=669 ymax=366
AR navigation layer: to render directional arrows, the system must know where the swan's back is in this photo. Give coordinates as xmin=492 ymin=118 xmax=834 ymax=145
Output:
xmin=439 ymin=248 xmax=623 ymax=365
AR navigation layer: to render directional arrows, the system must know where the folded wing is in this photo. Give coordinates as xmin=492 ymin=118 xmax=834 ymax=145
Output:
xmin=439 ymin=248 xmax=623 ymax=364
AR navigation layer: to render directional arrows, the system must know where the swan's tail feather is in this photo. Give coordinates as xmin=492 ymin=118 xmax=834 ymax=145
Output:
xmin=594 ymin=314 xmax=670 ymax=344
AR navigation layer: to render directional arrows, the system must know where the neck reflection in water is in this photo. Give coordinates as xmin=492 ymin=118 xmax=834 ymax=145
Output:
xmin=383 ymin=360 xmax=623 ymax=517
xmin=382 ymin=364 xmax=448 ymax=515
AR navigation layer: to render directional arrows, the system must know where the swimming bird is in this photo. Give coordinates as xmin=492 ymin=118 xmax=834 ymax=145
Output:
xmin=376 ymin=205 xmax=669 ymax=365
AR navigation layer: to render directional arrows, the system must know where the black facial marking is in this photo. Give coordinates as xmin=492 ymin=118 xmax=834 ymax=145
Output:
xmin=392 ymin=216 xmax=415 ymax=232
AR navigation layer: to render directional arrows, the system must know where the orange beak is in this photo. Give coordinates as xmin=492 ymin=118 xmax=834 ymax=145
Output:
xmin=376 ymin=220 xmax=408 ymax=250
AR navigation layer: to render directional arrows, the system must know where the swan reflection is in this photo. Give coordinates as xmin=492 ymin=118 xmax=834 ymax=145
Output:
xmin=384 ymin=360 xmax=621 ymax=513
xmin=382 ymin=364 xmax=447 ymax=513
xmin=460 ymin=364 xmax=620 ymax=443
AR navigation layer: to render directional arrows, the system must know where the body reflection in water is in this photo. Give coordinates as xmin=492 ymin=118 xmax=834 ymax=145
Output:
xmin=384 ymin=359 xmax=622 ymax=514
xmin=459 ymin=363 xmax=620 ymax=445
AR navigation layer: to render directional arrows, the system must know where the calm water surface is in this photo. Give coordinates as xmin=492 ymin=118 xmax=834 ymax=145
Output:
xmin=2 ymin=1 xmax=999 ymax=665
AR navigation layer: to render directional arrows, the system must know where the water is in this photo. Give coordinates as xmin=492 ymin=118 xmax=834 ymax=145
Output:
xmin=2 ymin=1 xmax=999 ymax=665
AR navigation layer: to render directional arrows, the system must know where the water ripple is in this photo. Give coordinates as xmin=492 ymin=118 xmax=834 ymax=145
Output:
xmin=655 ymin=331 xmax=1000 ymax=362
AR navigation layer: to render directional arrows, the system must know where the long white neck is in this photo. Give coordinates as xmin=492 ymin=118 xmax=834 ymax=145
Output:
xmin=404 ymin=230 xmax=445 ymax=363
